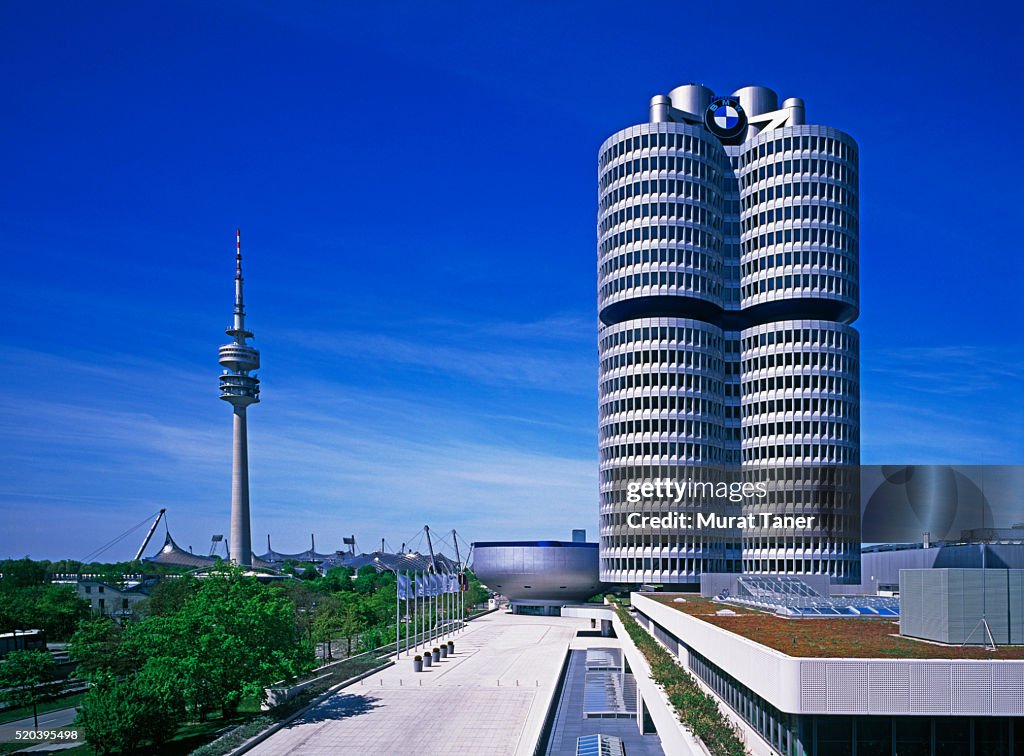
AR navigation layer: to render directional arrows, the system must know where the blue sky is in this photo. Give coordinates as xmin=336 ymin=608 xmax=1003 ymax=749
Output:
xmin=1 ymin=1 xmax=1022 ymax=561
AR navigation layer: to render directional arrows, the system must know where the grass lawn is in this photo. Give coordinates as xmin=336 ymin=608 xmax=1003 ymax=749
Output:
xmin=0 ymin=692 xmax=85 ymax=725
xmin=0 ymin=743 xmax=91 ymax=755
xmin=0 ymin=706 xmax=251 ymax=755
xmin=158 ymin=715 xmax=253 ymax=755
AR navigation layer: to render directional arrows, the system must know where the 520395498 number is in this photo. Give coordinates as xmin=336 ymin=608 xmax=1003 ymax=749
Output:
xmin=14 ymin=729 xmax=80 ymax=740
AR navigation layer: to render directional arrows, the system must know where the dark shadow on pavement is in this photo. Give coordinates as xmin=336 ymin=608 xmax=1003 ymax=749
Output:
xmin=287 ymin=693 xmax=383 ymax=727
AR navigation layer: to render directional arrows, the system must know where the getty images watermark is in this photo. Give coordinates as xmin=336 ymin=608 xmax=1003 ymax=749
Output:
xmin=624 ymin=478 xmax=820 ymax=531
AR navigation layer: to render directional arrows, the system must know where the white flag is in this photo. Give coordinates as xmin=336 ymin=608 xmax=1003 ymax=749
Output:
xmin=397 ymin=573 xmax=413 ymax=600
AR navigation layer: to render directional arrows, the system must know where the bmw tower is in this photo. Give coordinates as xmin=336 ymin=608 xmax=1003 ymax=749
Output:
xmin=597 ymin=84 xmax=860 ymax=588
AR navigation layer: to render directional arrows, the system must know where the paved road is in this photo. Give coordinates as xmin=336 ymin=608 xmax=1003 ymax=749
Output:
xmin=0 ymin=706 xmax=78 ymax=744
xmin=249 ymin=612 xmax=587 ymax=756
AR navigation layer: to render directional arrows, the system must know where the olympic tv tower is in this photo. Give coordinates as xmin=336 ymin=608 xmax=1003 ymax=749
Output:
xmin=218 ymin=229 xmax=260 ymax=566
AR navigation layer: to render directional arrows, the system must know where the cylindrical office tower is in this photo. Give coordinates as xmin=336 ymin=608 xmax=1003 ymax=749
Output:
xmin=597 ymin=122 xmax=728 ymax=323
xmin=737 ymin=125 xmax=861 ymax=583
xmin=597 ymin=122 xmax=738 ymax=586
xmin=598 ymin=86 xmax=860 ymax=587
xmin=737 ymin=125 xmax=859 ymax=323
xmin=738 ymin=320 xmax=860 ymax=580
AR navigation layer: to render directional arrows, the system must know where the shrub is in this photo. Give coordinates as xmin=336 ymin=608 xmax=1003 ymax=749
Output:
xmin=76 ymin=672 xmax=180 ymax=754
xmin=189 ymin=715 xmax=274 ymax=756
xmin=613 ymin=603 xmax=747 ymax=756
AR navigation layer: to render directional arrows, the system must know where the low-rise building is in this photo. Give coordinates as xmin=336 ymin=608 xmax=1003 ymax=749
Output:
xmin=473 ymin=534 xmax=603 ymax=615
xmin=76 ymin=578 xmax=153 ymax=619
xmin=0 ymin=629 xmax=47 ymax=658
xmin=627 ymin=592 xmax=1024 ymax=755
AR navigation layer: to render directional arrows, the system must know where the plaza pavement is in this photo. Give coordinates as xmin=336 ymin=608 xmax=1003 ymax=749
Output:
xmin=247 ymin=611 xmax=591 ymax=756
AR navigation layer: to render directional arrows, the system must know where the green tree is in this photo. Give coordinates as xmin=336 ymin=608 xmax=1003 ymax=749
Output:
xmin=125 ymin=568 xmax=315 ymax=718
xmin=0 ymin=649 xmax=56 ymax=728
xmin=316 ymin=566 xmax=354 ymax=594
xmin=353 ymin=564 xmax=390 ymax=595
xmin=34 ymin=584 xmax=91 ymax=639
xmin=69 ymin=618 xmax=139 ymax=679
xmin=462 ymin=569 xmax=490 ymax=610
xmin=311 ymin=595 xmax=342 ymax=661
xmin=337 ymin=592 xmax=365 ymax=656
xmin=139 ymin=575 xmax=197 ymax=617
xmin=0 ymin=588 xmax=34 ymax=634
xmin=76 ymin=671 xmax=180 ymax=755
xmin=0 ymin=558 xmax=50 ymax=588
xmin=364 ymin=579 xmax=396 ymax=628
xmin=0 ymin=584 xmax=90 ymax=640
xmin=280 ymin=579 xmax=319 ymax=646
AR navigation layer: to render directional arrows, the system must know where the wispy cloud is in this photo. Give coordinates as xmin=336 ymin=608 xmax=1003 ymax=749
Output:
xmin=4 ymin=326 xmax=1020 ymax=560
xmin=0 ymin=330 xmax=597 ymax=560
xmin=865 ymin=345 xmax=1024 ymax=395
xmin=861 ymin=400 xmax=1019 ymax=464
xmin=274 ymin=314 xmax=595 ymax=395
xmin=860 ymin=343 xmax=1023 ymax=463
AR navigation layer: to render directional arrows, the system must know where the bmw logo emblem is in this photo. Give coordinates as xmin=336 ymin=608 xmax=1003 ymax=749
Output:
xmin=704 ymin=97 xmax=747 ymax=142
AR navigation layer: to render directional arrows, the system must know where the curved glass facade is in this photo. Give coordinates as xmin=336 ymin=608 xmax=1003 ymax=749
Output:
xmin=597 ymin=86 xmax=860 ymax=586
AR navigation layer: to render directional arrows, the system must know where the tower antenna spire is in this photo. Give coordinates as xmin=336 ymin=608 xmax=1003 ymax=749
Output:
xmin=232 ymin=228 xmax=247 ymax=340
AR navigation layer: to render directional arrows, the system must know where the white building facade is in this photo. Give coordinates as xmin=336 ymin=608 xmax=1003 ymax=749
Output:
xmin=627 ymin=593 xmax=1024 ymax=755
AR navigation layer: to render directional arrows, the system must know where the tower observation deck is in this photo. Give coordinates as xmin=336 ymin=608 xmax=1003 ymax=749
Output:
xmin=219 ymin=229 xmax=260 ymax=566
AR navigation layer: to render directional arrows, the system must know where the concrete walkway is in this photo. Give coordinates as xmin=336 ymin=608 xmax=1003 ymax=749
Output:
xmin=248 ymin=611 xmax=588 ymax=756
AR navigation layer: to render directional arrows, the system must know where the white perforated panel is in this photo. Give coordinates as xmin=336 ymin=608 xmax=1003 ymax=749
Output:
xmin=826 ymin=661 xmax=868 ymax=712
xmin=800 ymin=661 xmax=827 ymax=711
xmin=992 ymin=663 xmax=1024 ymax=715
xmin=908 ymin=663 xmax=951 ymax=714
xmin=951 ymin=663 xmax=992 ymax=714
xmin=868 ymin=663 xmax=910 ymax=713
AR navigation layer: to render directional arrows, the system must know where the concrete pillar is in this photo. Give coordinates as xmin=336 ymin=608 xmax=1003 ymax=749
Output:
xmin=650 ymin=95 xmax=671 ymax=123
xmin=640 ymin=699 xmax=657 ymax=735
xmin=782 ymin=97 xmax=805 ymax=126
xmin=668 ymin=83 xmax=713 ymax=116
xmin=230 ymin=405 xmax=252 ymax=566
